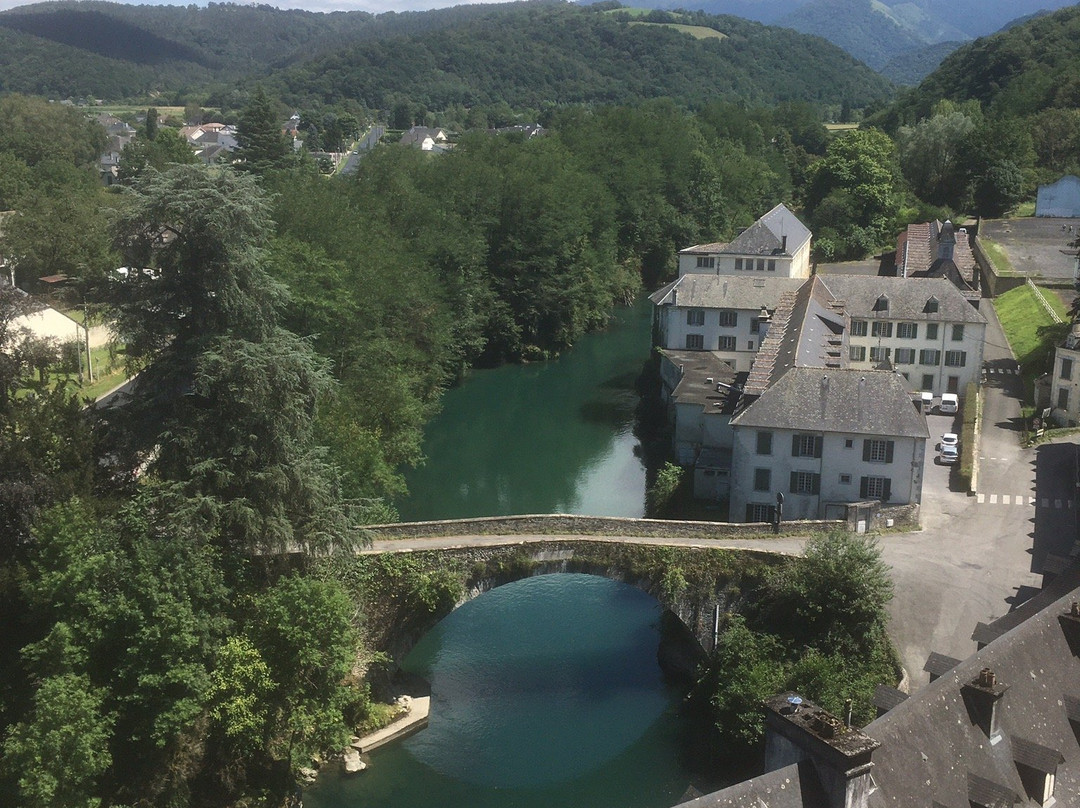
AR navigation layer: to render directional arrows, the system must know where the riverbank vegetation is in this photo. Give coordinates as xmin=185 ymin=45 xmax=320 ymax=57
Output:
xmin=689 ymin=533 xmax=897 ymax=775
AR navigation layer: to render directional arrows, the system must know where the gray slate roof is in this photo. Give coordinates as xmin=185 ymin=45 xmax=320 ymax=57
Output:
xmin=680 ymin=204 xmax=811 ymax=258
xmin=816 ymin=275 xmax=986 ymax=324
xmin=731 ymin=367 xmax=929 ymax=439
xmin=649 ymin=276 xmax=806 ymax=310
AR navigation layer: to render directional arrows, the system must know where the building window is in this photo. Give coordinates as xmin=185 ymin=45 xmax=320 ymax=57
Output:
xmin=791 ymin=433 xmax=822 ymax=458
xmin=756 ymin=431 xmax=772 ymax=455
xmin=686 ymin=309 xmax=705 ymax=326
xmin=719 ymin=335 xmax=737 ymax=351
xmin=874 ymin=294 xmax=889 ymax=312
xmin=870 ymin=346 xmax=892 ymax=362
xmin=897 ymin=322 xmax=918 ymax=339
xmin=789 ymin=471 xmax=820 ymax=495
xmin=920 ymin=349 xmax=941 ymax=365
xmin=718 ymin=310 xmax=738 ymax=328
xmin=696 ymin=256 xmax=715 ymax=268
xmin=863 ymin=439 xmax=894 ymax=463
xmin=686 ymin=333 xmax=704 ymax=350
xmin=895 ymin=348 xmax=916 ymax=365
xmin=747 ymin=340 xmax=755 ymax=349
xmin=925 ymin=296 xmax=939 ymax=314
xmin=750 ymin=317 xmax=760 ymax=334
xmin=944 ymin=350 xmax=967 ymax=367
xmin=757 ymin=259 xmax=766 ymax=271
xmin=851 ymin=320 xmax=868 ymax=337
xmin=926 ymin=323 xmax=939 ymax=340
xmin=922 ymin=374 xmax=934 ymax=390
xmin=1061 ymin=358 xmax=1073 ymax=380
xmin=850 ymin=346 xmax=867 ymax=361
xmin=746 ymin=503 xmax=773 ymax=522
xmin=871 ymin=321 xmax=893 ymax=338
xmin=839 ymin=473 xmax=851 ymax=484
xmin=735 ymin=258 xmax=743 ymax=270
xmin=753 ymin=467 xmax=771 ymax=492
xmin=952 ymin=324 xmax=964 ymax=341
xmin=767 ymin=259 xmax=776 ymax=272
xmin=860 ymin=475 xmax=891 ymax=500
xmin=1059 ymin=388 xmax=1070 ymax=411
xmin=845 ymin=439 xmax=854 ymax=449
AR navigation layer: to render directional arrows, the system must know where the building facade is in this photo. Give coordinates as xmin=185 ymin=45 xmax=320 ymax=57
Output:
xmin=677 ymin=204 xmax=812 ymax=280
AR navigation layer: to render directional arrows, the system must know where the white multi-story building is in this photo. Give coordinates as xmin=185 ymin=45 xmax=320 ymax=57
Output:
xmin=649 ymin=275 xmax=804 ymax=372
xmin=822 ymin=275 xmax=987 ymax=397
xmin=728 ymin=367 xmax=928 ymax=522
xmin=677 ymin=203 xmax=812 ymax=280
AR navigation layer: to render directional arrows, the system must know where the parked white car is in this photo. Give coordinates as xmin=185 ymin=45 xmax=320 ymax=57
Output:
xmin=939 ymin=444 xmax=959 ymax=464
xmin=940 ymin=432 xmax=958 ymax=449
xmin=939 ymin=393 xmax=959 ymax=414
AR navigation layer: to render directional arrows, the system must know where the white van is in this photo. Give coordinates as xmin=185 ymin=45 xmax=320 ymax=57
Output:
xmin=939 ymin=393 xmax=959 ymax=414
xmin=919 ymin=391 xmax=934 ymax=411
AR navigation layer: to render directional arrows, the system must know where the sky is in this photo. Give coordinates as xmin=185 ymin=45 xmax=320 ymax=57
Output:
xmin=0 ymin=0 xmax=520 ymax=12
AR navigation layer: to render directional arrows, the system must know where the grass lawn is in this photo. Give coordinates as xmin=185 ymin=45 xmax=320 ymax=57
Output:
xmin=19 ymin=344 xmax=129 ymax=403
xmin=981 ymin=238 xmax=1016 ymax=275
xmin=993 ymin=285 xmax=1069 ymax=399
xmin=1013 ymin=201 xmax=1036 ymax=217
xmin=628 ymin=20 xmax=727 ymax=38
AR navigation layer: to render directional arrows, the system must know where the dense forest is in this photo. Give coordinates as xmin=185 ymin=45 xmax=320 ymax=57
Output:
xmin=2 ymin=1 xmax=1080 ymax=805
xmin=0 ymin=1 xmax=892 ymax=107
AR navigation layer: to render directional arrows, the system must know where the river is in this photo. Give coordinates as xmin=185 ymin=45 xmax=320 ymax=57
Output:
xmin=395 ymin=299 xmax=653 ymax=521
xmin=303 ymin=574 xmax=702 ymax=808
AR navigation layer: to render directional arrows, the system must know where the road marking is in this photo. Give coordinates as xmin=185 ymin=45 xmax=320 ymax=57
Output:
xmin=1043 ymin=498 xmax=1050 ymax=507
xmin=1029 ymin=496 xmax=1036 ymax=506
xmin=1002 ymin=495 xmax=1011 ymax=505
xmin=1056 ymin=499 xmax=1063 ymax=509
xmin=990 ymin=494 xmax=998 ymax=504
xmin=977 ymin=493 xmax=985 ymax=503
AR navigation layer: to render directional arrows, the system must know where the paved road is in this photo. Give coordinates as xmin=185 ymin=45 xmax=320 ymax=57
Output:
xmin=339 ymin=124 xmax=386 ymax=175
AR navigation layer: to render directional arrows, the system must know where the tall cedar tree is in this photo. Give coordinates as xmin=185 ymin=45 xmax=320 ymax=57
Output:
xmin=234 ymin=87 xmax=290 ymax=174
xmin=106 ymin=165 xmax=357 ymax=555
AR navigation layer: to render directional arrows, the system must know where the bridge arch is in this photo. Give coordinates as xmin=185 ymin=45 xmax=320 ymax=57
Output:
xmin=342 ymin=539 xmax=789 ymax=671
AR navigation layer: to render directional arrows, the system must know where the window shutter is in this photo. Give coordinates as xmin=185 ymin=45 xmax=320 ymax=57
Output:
xmin=882 ymin=479 xmax=892 ymax=501
xmin=792 ymin=435 xmax=800 ymax=456
xmin=862 ymin=440 xmax=871 ymax=462
xmin=790 ymin=472 xmax=799 ymax=492
xmin=811 ymin=474 xmax=820 ymax=495
xmin=814 ymin=435 xmax=823 ymax=458
xmin=860 ymin=476 xmax=869 ymax=497
xmin=745 ymin=504 xmax=754 ymax=521
xmin=885 ymin=441 xmax=894 ymax=463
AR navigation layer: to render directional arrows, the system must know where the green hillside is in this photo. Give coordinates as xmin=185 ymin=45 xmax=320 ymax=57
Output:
xmin=871 ymin=3 xmax=1080 ymax=127
xmin=270 ymin=5 xmax=894 ymax=111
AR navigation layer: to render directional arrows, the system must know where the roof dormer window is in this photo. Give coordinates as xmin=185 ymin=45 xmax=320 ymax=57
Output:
xmin=925 ymin=296 xmax=939 ymax=314
xmin=874 ymin=294 xmax=889 ymax=313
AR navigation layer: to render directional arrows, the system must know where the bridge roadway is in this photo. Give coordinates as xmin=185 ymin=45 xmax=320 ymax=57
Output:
xmin=361 ymin=532 xmax=808 ymax=555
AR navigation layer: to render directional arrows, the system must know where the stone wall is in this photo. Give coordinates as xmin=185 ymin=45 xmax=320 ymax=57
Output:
xmin=367 ymin=513 xmax=844 ymax=541
xmin=973 ymin=235 xmax=1026 ymax=298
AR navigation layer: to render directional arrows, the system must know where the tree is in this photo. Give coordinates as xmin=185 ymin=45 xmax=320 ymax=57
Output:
xmin=806 ymin=128 xmax=902 ymax=260
xmin=963 ymin=119 xmax=1035 ymax=217
xmin=117 ymin=127 xmax=197 ymax=184
xmin=248 ymin=575 xmax=357 ymax=774
xmin=2 ymin=673 xmax=113 ymax=808
xmin=145 ymin=107 xmax=159 ymax=141
xmin=233 ymin=87 xmax=290 ymax=174
xmin=897 ymin=109 xmax=976 ymax=207
xmin=106 ymin=165 xmax=356 ymax=555
xmin=763 ymin=532 xmax=893 ymax=652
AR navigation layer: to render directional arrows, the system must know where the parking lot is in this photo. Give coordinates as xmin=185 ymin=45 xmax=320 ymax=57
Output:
xmin=979 ymin=216 xmax=1078 ymax=281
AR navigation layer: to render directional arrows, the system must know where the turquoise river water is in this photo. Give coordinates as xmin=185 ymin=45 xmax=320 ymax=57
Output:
xmin=303 ymin=574 xmax=700 ymax=808
xmin=395 ymin=299 xmax=653 ymax=521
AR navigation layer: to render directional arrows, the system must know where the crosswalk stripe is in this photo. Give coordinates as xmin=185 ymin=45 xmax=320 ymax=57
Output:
xmin=1029 ymin=496 xmax=1036 ymax=506
xmin=1003 ymin=495 xmax=1011 ymax=505
xmin=977 ymin=493 xmax=985 ymax=503
xmin=990 ymin=494 xmax=998 ymax=504
xmin=1056 ymin=499 xmax=1063 ymax=509
xmin=1043 ymin=498 xmax=1050 ymax=507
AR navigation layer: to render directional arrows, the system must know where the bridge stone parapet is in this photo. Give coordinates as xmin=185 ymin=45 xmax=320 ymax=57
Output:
xmin=366 ymin=513 xmax=843 ymax=541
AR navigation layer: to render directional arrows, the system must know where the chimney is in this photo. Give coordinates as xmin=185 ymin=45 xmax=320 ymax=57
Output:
xmin=961 ymin=668 xmax=1008 ymax=742
xmin=782 ymin=234 xmax=788 ymax=253
xmin=763 ymin=693 xmax=880 ymax=808
xmin=671 ymin=287 xmax=678 ymax=306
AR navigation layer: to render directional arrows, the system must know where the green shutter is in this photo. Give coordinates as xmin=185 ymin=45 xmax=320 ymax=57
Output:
xmin=862 ymin=440 xmax=871 ymax=461
xmin=885 ymin=441 xmax=894 ymax=463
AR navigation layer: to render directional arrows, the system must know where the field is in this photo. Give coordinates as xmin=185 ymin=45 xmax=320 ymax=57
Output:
xmin=629 ymin=21 xmax=727 ymax=39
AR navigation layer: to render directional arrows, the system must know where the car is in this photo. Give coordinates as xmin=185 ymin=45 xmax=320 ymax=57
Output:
xmin=940 ymin=432 xmax=958 ymax=449
xmin=939 ymin=393 xmax=959 ymax=414
xmin=939 ymin=445 xmax=959 ymax=464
